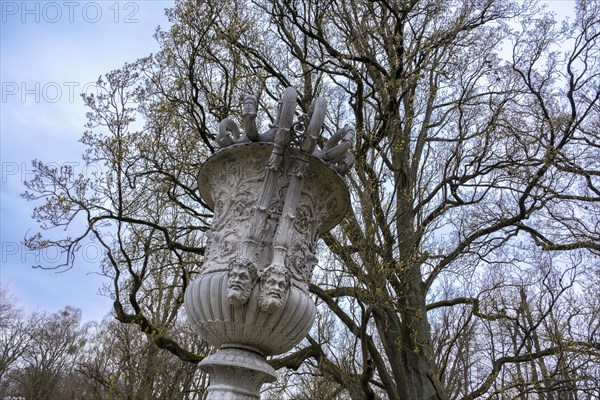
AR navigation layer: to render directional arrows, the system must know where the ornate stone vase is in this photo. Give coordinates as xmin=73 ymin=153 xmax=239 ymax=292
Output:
xmin=184 ymin=87 xmax=353 ymax=399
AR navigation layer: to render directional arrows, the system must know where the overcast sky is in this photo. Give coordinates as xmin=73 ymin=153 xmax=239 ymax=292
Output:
xmin=0 ymin=1 xmax=577 ymax=323
xmin=1 ymin=1 xmax=174 ymax=322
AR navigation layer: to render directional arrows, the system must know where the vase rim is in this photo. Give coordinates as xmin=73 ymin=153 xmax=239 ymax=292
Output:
xmin=197 ymin=142 xmax=350 ymax=234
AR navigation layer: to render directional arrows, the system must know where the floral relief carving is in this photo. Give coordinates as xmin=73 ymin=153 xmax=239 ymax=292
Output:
xmin=285 ymin=241 xmax=317 ymax=289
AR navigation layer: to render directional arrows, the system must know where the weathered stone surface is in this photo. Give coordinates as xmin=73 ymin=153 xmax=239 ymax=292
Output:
xmin=199 ymin=348 xmax=277 ymax=400
xmin=184 ymin=87 xmax=352 ymax=399
xmin=185 ymin=270 xmax=316 ymax=355
xmin=197 ymin=143 xmax=350 ymax=290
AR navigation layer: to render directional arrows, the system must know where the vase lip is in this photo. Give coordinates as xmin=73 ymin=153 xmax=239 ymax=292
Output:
xmin=198 ymin=142 xmax=350 ymax=234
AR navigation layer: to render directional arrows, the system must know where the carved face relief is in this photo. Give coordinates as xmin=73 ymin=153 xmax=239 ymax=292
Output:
xmin=258 ymin=265 xmax=290 ymax=313
xmin=227 ymin=260 xmax=258 ymax=306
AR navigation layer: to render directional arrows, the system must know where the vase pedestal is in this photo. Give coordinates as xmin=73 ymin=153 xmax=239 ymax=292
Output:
xmin=200 ymin=347 xmax=277 ymax=400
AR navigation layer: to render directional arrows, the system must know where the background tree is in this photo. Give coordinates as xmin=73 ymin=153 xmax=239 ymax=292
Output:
xmin=24 ymin=58 xmax=211 ymax=364
xmin=77 ymin=316 xmax=208 ymax=399
xmin=2 ymin=306 xmax=89 ymax=400
xmin=24 ymin=0 xmax=599 ymax=399
xmin=0 ymin=291 xmax=208 ymax=400
xmin=0 ymin=286 xmax=31 ymax=395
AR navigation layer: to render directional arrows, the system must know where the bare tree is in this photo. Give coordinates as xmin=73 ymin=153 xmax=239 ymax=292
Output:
xmin=4 ymin=307 xmax=88 ymax=400
xmin=0 ymin=287 xmax=31 ymax=395
xmin=77 ymin=315 xmax=208 ymax=399
xmin=23 ymin=0 xmax=599 ymax=399
xmin=23 ymin=58 xmax=212 ymax=364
